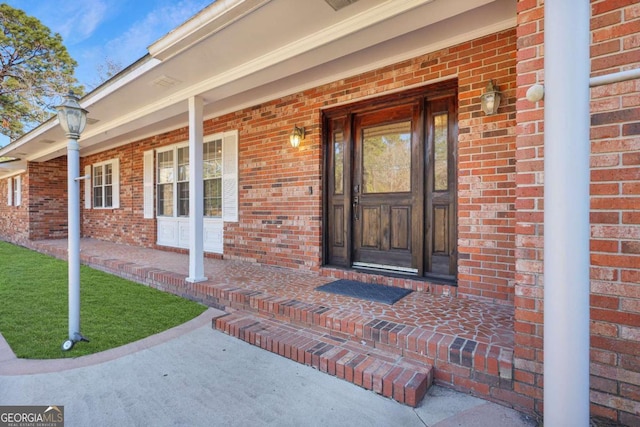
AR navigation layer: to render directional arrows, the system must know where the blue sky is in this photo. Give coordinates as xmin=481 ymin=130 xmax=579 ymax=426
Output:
xmin=7 ymin=0 xmax=211 ymax=88
xmin=1 ymin=0 xmax=211 ymax=147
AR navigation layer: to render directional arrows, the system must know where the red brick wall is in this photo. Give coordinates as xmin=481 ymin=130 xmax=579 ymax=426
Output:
xmin=0 ymin=173 xmax=29 ymax=245
xmin=514 ymin=0 xmax=640 ymax=423
xmin=81 ymin=143 xmax=158 ymax=247
xmin=27 ymin=158 xmax=68 ymax=241
xmin=74 ymin=29 xmax=519 ymax=303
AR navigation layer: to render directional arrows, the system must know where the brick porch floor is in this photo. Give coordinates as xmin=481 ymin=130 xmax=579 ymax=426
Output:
xmin=24 ymin=238 xmax=516 ymax=409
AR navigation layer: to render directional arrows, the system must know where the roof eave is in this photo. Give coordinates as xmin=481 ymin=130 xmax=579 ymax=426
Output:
xmin=148 ymin=0 xmax=273 ymax=61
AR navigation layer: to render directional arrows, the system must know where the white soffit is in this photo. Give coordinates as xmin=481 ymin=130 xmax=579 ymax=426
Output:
xmin=2 ymin=0 xmax=516 ymax=164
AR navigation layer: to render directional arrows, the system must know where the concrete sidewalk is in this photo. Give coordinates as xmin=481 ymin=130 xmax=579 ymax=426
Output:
xmin=0 ymin=309 xmax=538 ymax=427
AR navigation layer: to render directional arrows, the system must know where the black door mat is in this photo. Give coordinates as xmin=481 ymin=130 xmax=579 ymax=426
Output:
xmin=316 ymin=279 xmax=412 ymax=305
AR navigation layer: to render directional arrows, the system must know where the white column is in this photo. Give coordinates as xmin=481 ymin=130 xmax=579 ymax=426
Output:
xmin=543 ymin=1 xmax=591 ymax=426
xmin=187 ymin=96 xmax=207 ymax=283
xmin=67 ymin=138 xmax=81 ymax=340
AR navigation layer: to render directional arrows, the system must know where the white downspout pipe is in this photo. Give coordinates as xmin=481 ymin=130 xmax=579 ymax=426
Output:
xmin=187 ymin=96 xmax=207 ymax=283
xmin=543 ymin=1 xmax=591 ymax=425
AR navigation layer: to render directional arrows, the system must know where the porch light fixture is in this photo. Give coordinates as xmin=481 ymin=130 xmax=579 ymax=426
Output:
xmin=57 ymin=91 xmax=88 ymax=139
xmin=480 ymin=80 xmax=501 ymax=115
xmin=290 ymin=125 xmax=305 ymax=148
xmin=56 ymin=91 xmax=90 ymax=352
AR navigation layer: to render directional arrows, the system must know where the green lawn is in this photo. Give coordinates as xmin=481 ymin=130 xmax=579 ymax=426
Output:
xmin=0 ymin=241 xmax=207 ymax=359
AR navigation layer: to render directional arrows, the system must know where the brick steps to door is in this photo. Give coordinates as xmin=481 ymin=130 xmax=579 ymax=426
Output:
xmin=214 ymin=311 xmax=433 ymax=407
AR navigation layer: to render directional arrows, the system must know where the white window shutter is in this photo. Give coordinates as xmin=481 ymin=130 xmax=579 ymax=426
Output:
xmin=14 ymin=176 xmax=21 ymax=206
xmin=112 ymin=158 xmax=120 ymax=209
xmin=222 ymin=130 xmax=238 ymax=222
xmin=84 ymin=165 xmax=92 ymax=209
xmin=7 ymin=178 xmax=12 ymax=206
xmin=143 ymin=150 xmax=154 ymax=218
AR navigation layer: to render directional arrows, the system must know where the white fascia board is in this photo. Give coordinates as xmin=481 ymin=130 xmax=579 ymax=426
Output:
xmin=149 ymin=0 xmax=273 ymax=61
xmin=81 ymin=57 xmax=162 ymax=108
xmin=0 ymin=120 xmax=59 ymax=158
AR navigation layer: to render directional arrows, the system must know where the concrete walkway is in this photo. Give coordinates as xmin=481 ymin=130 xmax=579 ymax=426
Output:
xmin=0 ymin=309 xmax=538 ymax=427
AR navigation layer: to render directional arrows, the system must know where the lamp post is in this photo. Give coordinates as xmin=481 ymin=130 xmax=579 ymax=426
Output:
xmin=56 ymin=91 xmax=89 ymax=351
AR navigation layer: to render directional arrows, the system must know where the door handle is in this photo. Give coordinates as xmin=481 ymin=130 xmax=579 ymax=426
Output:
xmin=353 ymin=195 xmax=359 ymax=220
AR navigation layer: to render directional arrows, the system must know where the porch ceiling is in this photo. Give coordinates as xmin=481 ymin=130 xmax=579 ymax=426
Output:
xmin=0 ymin=0 xmax=516 ymax=177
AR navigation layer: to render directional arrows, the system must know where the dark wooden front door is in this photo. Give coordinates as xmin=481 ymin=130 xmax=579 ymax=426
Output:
xmin=352 ymin=104 xmax=422 ymax=273
xmin=324 ymin=83 xmax=457 ymax=280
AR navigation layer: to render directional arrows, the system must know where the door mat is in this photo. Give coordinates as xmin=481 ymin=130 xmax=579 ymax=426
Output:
xmin=316 ymin=279 xmax=412 ymax=305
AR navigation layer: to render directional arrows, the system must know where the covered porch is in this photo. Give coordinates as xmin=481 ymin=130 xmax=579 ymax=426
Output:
xmin=23 ymin=237 xmax=515 ymax=410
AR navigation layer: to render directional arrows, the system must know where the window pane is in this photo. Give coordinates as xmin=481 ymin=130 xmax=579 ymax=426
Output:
xmin=94 ymin=187 xmax=103 ymax=208
xmin=93 ymin=166 xmax=103 ymax=186
xmin=434 ymin=113 xmax=448 ymax=191
xmin=105 ymin=185 xmax=113 ymax=207
xmin=204 ymin=140 xmax=222 ymax=179
xmin=178 ymin=147 xmax=189 ymax=182
xmin=105 ymin=164 xmax=113 ymax=186
xmin=157 ymin=183 xmax=173 ymax=216
xmin=334 ymin=131 xmax=344 ymax=195
xmin=204 ymin=178 xmax=222 ymax=217
xmin=157 ymin=151 xmax=174 ymax=183
xmin=362 ymin=121 xmax=411 ymax=193
xmin=177 ymin=182 xmax=189 ymax=217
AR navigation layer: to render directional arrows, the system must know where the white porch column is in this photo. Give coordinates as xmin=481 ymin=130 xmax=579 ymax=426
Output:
xmin=187 ymin=96 xmax=207 ymax=283
xmin=543 ymin=1 xmax=591 ymax=426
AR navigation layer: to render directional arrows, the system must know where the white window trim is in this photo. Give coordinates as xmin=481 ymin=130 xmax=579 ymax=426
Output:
xmin=6 ymin=174 xmax=21 ymax=207
xmin=13 ymin=175 xmax=21 ymax=206
xmin=7 ymin=177 xmax=13 ymax=206
xmin=86 ymin=158 xmax=120 ymax=209
xmin=156 ymin=142 xmax=189 ymax=218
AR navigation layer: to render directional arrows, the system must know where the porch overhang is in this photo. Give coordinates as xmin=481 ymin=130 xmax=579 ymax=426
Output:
xmin=0 ymin=0 xmax=516 ymax=169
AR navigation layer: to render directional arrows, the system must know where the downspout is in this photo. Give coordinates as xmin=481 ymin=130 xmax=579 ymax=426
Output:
xmin=543 ymin=1 xmax=591 ymax=425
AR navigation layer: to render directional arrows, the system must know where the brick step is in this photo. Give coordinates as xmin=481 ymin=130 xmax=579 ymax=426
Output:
xmin=214 ymin=311 xmax=433 ymax=407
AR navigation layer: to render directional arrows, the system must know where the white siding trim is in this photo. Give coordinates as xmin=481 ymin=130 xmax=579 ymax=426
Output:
xmin=143 ymin=150 xmax=154 ymax=218
xmin=111 ymin=158 xmax=120 ymax=209
xmin=6 ymin=178 xmax=12 ymax=206
xmin=84 ymin=165 xmax=92 ymax=209
xmin=222 ymin=130 xmax=239 ymax=222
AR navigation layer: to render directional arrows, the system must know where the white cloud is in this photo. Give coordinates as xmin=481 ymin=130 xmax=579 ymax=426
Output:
xmin=67 ymin=1 xmax=110 ymax=43
xmin=25 ymin=0 xmax=109 ymax=44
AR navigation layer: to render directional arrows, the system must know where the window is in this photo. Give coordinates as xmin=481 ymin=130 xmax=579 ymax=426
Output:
xmin=144 ymin=130 xmax=238 ymax=222
xmin=157 ymin=146 xmax=192 ymax=217
xmin=7 ymin=175 xmax=21 ymax=206
xmin=85 ymin=159 xmax=119 ymax=209
xmin=156 ymin=140 xmax=225 ymax=219
xmin=93 ymin=163 xmax=113 ymax=208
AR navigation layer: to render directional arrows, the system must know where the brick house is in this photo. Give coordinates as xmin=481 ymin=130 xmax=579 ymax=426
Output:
xmin=0 ymin=0 xmax=638 ymax=424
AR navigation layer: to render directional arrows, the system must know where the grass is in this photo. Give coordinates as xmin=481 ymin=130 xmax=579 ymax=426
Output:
xmin=0 ymin=241 xmax=208 ymax=359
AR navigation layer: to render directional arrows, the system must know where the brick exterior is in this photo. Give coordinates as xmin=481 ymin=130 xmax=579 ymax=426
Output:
xmin=0 ymin=173 xmax=28 ymax=245
xmin=77 ymin=29 xmax=518 ymax=305
xmin=514 ymin=0 xmax=640 ymax=424
xmin=0 ymin=1 xmax=638 ymax=422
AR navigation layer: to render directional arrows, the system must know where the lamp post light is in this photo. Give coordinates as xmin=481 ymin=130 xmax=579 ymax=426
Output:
xmin=56 ymin=91 xmax=89 ymax=351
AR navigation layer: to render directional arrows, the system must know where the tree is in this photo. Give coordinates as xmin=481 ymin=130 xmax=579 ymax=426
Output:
xmin=91 ymin=57 xmax=124 ymax=90
xmin=0 ymin=4 xmax=82 ymax=141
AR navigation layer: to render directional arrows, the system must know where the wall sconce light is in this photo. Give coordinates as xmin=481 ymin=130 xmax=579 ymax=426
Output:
xmin=480 ymin=80 xmax=501 ymax=115
xmin=290 ymin=125 xmax=305 ymax=148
